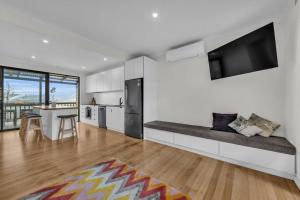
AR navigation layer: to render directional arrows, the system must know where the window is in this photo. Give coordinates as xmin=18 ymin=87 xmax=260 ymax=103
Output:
xmin=49 ymin=74 xmax=79 ymax=106
xmin=0 ymin=66 xmax=80 ymax=131
xmin=3 ymin=68 xmax=46 ymax=129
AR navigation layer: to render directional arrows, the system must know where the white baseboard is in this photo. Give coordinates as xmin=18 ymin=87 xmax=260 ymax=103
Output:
xmin=144 ymin=137 xmax=295 ymax=180
xmin=107 ymin=127 xmax=124 ymax=134
xmin=295 ymin=177 xmax=300 ymax=190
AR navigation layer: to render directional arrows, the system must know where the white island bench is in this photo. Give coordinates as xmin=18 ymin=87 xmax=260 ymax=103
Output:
xmin=33 ymin=105 xmax=78 ymax=140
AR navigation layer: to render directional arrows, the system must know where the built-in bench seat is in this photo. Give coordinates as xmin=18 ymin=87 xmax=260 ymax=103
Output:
xmin=144 ymin=120 xmax=296 ymax=179
xmin=144 ymin=121 xmax=296 ymax=155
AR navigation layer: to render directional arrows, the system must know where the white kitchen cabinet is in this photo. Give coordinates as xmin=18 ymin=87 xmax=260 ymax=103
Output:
xmin=106 ymin=107 xmax=124 ymax=133
xmin=86 ymin=66 xmax=124 ymax=93
xmin=86 ymin=74 xmax=98 ymax=93
xmin=111 ymin=67 xmax=124 ymax=91
xmin=125 ymin=57 xmax=144 ymax=80
xmin=102 ymin=70 xmax=112 ymax=92
xmin=80 ymin=105 xmax=98 ymax=127
xmin=96 ymin=72 xmax=104 ymax=91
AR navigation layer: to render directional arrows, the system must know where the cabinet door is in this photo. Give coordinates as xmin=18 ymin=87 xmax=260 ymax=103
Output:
xmin=106 ymin=108 xmax=113 ymax=128
xmin=102 ymin=71 xmax=112 ymax=92
xmin=96 ymin=72 xmax=103 ymax=92
xmin=111 ymin=67 xmax=121 ymax=91
xmin=125 ymin=57 xmax=143 ymax=80
xmin=133 ymin=57 xmax=144 ymax=79
xmin=87 ymin=74 xmax=98 ymax=93
xmin=119 ymin=107 xmax=124 ymax=132
xmin=125 ymin=60 xmax=133 ymax=80
xmin=119 ymin=66 xmax=124 ymax=90
xmin=85 ymin=75 xmax=93 ymax=93
xmin=113 ymin=107 xmax=124 ymax=132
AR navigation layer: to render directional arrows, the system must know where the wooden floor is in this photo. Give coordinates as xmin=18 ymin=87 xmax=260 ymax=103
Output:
xmin=0 ymin=123 xmax=299 ymax=200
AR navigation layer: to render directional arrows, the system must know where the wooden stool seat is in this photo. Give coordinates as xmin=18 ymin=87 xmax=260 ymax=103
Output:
xmin=57 ymin=114 xmax=78 ymax=118
xmin=58 ymin=114 xmax=78 ymax=141
xmin=19 ymin=113 xmax=45 ymax=142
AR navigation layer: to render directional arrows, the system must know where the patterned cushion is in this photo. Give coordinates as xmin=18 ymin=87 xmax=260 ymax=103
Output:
xmin=248 ymin=113 xmax=280 ymax=137
xmin=229 ymin=115 xmax=263 ymax=137
xmin=228 ymin=116 xmax=248 ymax=132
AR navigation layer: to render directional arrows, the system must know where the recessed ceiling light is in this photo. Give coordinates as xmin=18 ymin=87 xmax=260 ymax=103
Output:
xmin=81 ymin=66 xmax=86 ymax=70
xmin=152 ymin=12 xmax=159 ymax=18
xmin=104 ymin=57 xmax=108 ymax=61
xmin=42 ymin=39 xmax=49 ymax=44
xmin=31 ymin=55 xmax=36 ymax=59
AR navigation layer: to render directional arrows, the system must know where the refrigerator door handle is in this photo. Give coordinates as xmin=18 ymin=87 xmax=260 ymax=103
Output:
xmin=125 ymin=83 xmax=128 ymax=105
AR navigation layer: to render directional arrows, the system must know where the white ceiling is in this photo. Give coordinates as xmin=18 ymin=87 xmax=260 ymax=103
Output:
xmin=0 ymin=0 xmax=293 ymax=73
xmin=0 ymin=21 xmax=120 ymax=72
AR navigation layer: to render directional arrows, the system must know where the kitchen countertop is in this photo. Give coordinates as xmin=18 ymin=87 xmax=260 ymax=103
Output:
xmin=33 ymin=105 xmax=79 ymax=110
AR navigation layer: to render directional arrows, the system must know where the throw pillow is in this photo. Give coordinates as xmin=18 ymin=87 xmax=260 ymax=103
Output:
xmin=239 ymin=125 xmax=263 ymax=137
xmin=248 ymin=113 xmax=280 ymax=137
xmin=228 ymin=116 xmax=248 ymax=132
xmin=212 ymin=113 xmax=237 ymax=133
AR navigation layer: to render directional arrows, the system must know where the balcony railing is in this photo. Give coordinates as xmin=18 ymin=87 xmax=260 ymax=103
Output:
xmin=3 ymin=102 xmax=77 ymax=129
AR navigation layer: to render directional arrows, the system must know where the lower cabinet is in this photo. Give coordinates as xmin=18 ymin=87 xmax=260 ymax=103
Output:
xmin=219 ymin=142 xmax=295 ymax=175
xmin=144 ymin=127 xmax=295 ymax=179
xmin=106 ymin=107 xmax=124 ymax=133
xmin=80 ymin=105 xmax=98 ymax=127
xmin=174 ymin=133 xmax=219 ymax=155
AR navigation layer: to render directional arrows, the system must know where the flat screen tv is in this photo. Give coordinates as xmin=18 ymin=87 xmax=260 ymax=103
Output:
xmin=208 ymin=23 xmax=278 ymax=80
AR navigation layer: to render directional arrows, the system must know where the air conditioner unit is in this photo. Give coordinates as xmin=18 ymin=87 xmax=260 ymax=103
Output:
xmin=166 ymin=41 xmax=206 ymax=62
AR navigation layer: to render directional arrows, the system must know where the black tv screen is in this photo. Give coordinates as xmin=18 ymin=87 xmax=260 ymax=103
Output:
xmin=208 ymin=23 xmax=278 ymax=80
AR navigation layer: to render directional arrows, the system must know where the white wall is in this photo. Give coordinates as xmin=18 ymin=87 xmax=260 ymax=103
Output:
xmin=0 ymin=56 xmax=90 ymax=104
xmin=283 ymin=3 xmax=300 ymax=180
xmin=157 ymin=19 xmax=290 ymax=137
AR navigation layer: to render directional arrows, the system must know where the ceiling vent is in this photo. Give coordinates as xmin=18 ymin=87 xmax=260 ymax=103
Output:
xmin=166 ymin=41 xmax=206 ymax=62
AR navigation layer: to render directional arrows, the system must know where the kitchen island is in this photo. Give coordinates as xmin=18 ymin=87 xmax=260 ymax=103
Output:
xmin=33 ymin=105 xmax=78 ymax=140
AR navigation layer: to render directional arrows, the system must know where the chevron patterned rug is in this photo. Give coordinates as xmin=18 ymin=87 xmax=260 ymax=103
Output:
xmin=21 ymin=159 xmax=190 ymax=200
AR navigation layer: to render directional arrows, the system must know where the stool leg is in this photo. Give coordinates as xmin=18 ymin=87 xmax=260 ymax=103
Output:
xmin=58 ymin=118 xmax=62 ymax=141
xmin=61 ymin=118 xmax=65 ymax=142
xmin=73 ymin=117 xmax=78 ymax=139
xmin=38 ymin=118 xmax=45 ymax=141
xmin=24 ymin=119 xmax=31 ymax=143
xmin=70 ymin=118 xmax=74 ymax=137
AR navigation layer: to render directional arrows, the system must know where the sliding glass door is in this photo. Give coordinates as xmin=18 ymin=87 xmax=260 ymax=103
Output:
xmin=0 ymin=66 xmax=80 ymax=131
xmin=3 ymin=68 xmax=46 ymax=130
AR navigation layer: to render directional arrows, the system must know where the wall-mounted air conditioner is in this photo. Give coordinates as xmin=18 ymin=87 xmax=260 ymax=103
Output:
xmin=166 ymin=41 xmax=206 ymax=62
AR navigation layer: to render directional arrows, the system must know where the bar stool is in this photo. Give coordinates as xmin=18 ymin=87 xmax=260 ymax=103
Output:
xmin=57 ymin=114 xmax=78 ymax=141
xmin=20 ymin=113 xmax=45 ymax=142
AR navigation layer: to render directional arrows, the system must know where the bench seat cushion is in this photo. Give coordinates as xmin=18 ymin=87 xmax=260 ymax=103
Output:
xmin=144 ymin=121 xmax=296 ymax=155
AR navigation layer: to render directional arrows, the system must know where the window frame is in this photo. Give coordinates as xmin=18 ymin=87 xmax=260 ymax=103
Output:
xmin=0 ymin=65 xmax=80 ymax=131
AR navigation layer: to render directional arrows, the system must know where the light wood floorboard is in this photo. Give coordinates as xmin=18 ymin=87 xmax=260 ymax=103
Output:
xmin=0 ymin=122 xmax=299 ymax=199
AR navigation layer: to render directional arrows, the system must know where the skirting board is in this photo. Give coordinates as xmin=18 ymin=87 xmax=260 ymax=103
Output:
xmin=295 ymin=177 xmax=300 ymax=190
xmin=145 ymin=137 xmax=295 ymax=180
xmin=107 ymin=127 xmax=124 ymax=134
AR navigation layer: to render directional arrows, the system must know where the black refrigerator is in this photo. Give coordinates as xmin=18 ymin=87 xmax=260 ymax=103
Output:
xmin=125 ymin=78 xmax=143 ymax=139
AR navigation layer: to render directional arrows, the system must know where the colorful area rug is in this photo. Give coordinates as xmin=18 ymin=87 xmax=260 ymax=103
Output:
xmin=22 ymin=159 xmax=190 ymax=200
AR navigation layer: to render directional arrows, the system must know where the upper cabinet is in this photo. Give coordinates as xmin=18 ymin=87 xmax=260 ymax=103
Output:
xmin=86 ymin=73 xmax=98 ymax=93
xmin=125 ymin=57 xmax=144 ymax=80
xmin=86 ymin=66 xmax=124 ymax=93
xmin=111 ymin=67 xmax=124 ymax=91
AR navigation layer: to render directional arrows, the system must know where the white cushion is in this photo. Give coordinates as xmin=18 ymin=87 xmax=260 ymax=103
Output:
xmin=239 ymin=125 xmax=263 ymax=137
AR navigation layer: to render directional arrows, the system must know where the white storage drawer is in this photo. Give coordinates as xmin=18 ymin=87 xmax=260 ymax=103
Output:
xmin=144 ymin=128 xmax=173 ymax=143
xmin=174 ymin=133 xmax=219 ymax=155
xmin=219 ymin=142 xmax=295 ymax=174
